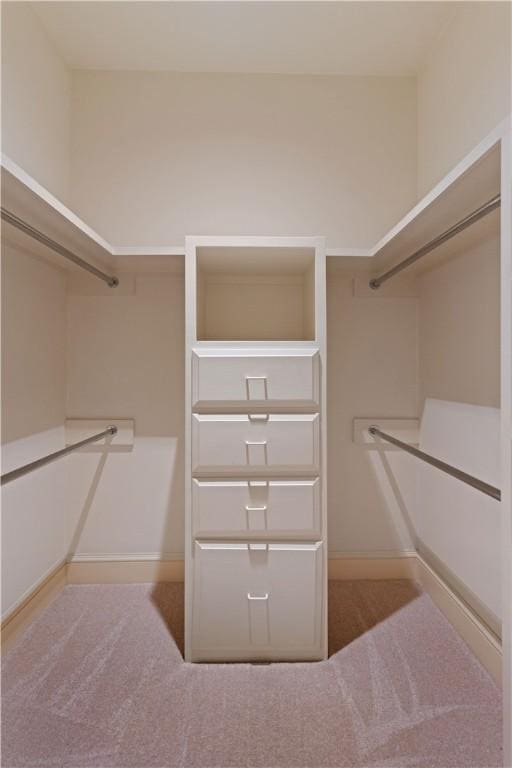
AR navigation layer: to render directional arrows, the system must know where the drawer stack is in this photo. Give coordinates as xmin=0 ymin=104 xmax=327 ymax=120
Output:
xmin=187 ymin=350 xmax=326 ymax=661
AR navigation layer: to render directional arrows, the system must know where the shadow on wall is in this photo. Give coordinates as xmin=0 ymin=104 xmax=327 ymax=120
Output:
xmin=367 ymin=446 xmax=417 ymax=548
xmin=67 ymin=440 xmax=113 ymax=560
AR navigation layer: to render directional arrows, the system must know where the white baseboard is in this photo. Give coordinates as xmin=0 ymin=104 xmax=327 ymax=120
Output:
xmin=415 ymin=554 xmax=501 ymax=684
xmin=1 ymin=560 xmax=67 ymax=653
xmin=1 ymin=556 xmax=66 ymax=622
xmin=69 ymin=551 xmax=184 ymax=562
xmin=328 ymin=550 xmax=417 ymax=579
xmin=3 ymin=552 xmax=502 ymax=687
xmin=67 ymin=558 xmax=184 ymax=583
xmin=67 ymin=551 xmax=418 ymax=582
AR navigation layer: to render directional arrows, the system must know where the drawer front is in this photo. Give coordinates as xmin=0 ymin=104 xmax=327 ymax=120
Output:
xmin=191 ymin=414 xmax=320 ymax=476
xmin=191 ymin=541 xmax=324 ymax=661
xmin=192 ymin=478 xmax=321 ymax=538
xmin=191 ymin=351 xmax=320 ymax=411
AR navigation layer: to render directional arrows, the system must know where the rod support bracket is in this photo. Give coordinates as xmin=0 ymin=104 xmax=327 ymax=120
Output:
xmin=108 ymin=277 xmax=120 ymax=288
xmin=369 ymin=279 xmax=380 ymax=290
xmin=107 ymin=425 xmax=118 ymax=436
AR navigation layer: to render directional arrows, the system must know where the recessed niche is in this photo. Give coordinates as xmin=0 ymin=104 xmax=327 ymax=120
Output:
xmin=196 ymin=247 xmax=316 ymax=341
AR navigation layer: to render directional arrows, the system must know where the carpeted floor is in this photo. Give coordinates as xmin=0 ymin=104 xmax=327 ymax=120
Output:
xmin=1 ymin=580 xmax=502 ymax=768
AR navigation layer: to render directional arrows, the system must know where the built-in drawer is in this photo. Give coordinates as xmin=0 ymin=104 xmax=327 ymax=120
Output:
xmin=192 ymin=478 xmax=321 ymax=538
xmin=190 ymin=541 xmax=324 ymax=661
xmin=191 ymin=414 xmax=320 ymax=476
xmin=191 ymin=350 xmax=320 ymax=412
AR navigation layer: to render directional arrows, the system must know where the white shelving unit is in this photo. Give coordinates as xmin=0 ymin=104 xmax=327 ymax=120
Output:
xmin=184 ymin=236 xmax=327 ymax=662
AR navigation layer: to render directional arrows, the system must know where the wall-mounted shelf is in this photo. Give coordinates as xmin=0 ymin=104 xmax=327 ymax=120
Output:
xmin=1 ymin=155 xmax=115 ymax=278
xmin=368 ymin=124 xmax=504 ymax=280
xmin=2 ymin=118 xmax=508 ymax=278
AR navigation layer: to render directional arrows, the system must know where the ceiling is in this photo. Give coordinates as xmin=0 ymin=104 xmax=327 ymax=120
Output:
xmin=30 ymin=1 xmax=460 ymax=76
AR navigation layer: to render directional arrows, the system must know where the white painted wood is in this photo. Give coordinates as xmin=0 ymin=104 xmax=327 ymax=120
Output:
xmin=191 ymin=349 xmax=319 ymax=412
xmin=192 ymin=479 xmax=321 ymax=539
xmin=190 ymin=541 xmax=324 ymax=662
xmin=111 ymin=245 xmax=373 ymax=259
xmin=416 ymin=554 xmax=502 ymax=686
xmin=417 ymin=399 xmax=501 ymax=622
xmin=112 ymin=245 xmax=186 ymax=257
xmin=499 ymin=121 xmax=512 ymax=766
xmin=191 ymin=414 xmax=320 ymax=476
xmin=1 ymin=155 xmax=115 ymax=276
xmin=185 ymin=235 xmax=327 ymax=662
xmin=370 ymin=120 xmax=506 ymax=274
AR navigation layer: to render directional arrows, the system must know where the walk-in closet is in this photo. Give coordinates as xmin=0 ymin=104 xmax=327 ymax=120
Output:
xmin=1 ymin=2 xmax=511 ymax=767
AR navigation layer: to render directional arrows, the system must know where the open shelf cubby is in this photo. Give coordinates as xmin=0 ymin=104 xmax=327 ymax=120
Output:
xmin=195 ymin=246 xmax=317 ymax=341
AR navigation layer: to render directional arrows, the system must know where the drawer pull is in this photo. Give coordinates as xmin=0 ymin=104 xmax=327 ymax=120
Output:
xmin=245 ymin=440 xmax=268 ymax=465
xmin=245 ymin=376 xmax=268 ymax=400
xmin=247 ymin=592 xmax=269 ymax=601
xmin=245 ymin=505 xmax=268 ymax=512
xmin=248 ymin=414 xmax=269 ymax=422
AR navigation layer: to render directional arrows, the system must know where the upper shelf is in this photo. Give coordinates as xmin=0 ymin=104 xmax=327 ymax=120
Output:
xmin=1 ymin=117 xmax=509 ymax=276
xmin=369 ymin=123 xmax=505 ymax=277
xmin=1 ymin=155 xmax=115 ymax=276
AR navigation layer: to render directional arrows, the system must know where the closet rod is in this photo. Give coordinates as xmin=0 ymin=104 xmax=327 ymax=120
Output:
xmin=1 ymin=208 xmax=119 ymax=287
xmin=368 ymin=426 xmax=500 ymax=501
xmin=369 ymin=194 xmax=501 ymax=289
xmin=0 ymin=426 xmax=118 ymax=486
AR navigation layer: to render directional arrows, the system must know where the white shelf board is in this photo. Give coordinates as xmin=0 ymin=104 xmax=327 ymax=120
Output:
xmin=2 ymin=117 xmax=509 ymax=277
xmin=369 ymin=119 xmax=508 ymax=276
xmin=1 ymin=154 xmax=115 ymax=276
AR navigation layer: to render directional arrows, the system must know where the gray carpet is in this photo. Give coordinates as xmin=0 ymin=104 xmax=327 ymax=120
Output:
xmin=1 ymin=580 xmax=502 ymax=767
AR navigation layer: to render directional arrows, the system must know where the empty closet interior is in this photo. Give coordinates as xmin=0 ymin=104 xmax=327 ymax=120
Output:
xmin=1 ymin=2 xmax=511 ymax=765
xmin=1 ymin=134 xmax=505 ymax=650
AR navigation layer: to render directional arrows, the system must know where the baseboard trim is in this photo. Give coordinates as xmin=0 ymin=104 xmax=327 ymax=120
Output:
xmin=67 ymin=558 xmax=185 ymax=584
xmin=328 ymin=551 xmax=417 ymax=579
xmin=66 ymin=552 xmax=417 ymax=583
xmin=415 ymin=554 xmax=502 ymax=684
xmin=3 ymin=553 xmax=502 ymax=687
xmin=1 ymin=560 xmax=68 ymax=653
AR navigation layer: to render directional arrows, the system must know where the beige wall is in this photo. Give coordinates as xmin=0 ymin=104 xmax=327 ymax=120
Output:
xmin=65 ymin=272 xmax=185 ymax=559
xmin=418 ymin=234 xmax=500 ymax=411
xmin=62 ymin=268 xmax=418 ymax=560
xmin=1 ymin=244 xmax=67 ymax=443
xmin=327 ymin=275 xmax=418 ymax=554
xmin=69 ymin=71 xmax=417 ymax=250
xmin=417 ymin=1 xmax=511 ymax=196
xmin=1 ymin=2 xmax=71 ymax=202
xmin=1 ymin=244 xmax=68 ymax=616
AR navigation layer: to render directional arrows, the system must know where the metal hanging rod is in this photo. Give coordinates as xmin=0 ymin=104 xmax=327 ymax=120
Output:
xmin=1 ymin=426 xmax=118 ymax=485
xmin=1 ymin=208 xmax=119 ymax=287
xmin=369 ymin=194 xmax=501 ymax=290
xmin=368 ymin=426 xmax=500 ymax=501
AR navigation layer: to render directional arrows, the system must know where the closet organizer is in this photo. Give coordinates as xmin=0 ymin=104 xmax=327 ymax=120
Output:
xmin=0 ymin=201 xmax=121 ymax=485
xmin=185 ymin=237 xmax=327 ymax=662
